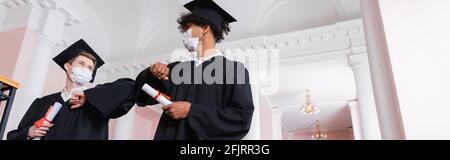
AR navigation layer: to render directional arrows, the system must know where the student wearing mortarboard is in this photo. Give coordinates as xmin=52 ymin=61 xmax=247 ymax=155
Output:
xmin=7 ymin=39 xmax=136 ymax=140
xmin=135 ymin=0 xmax=254 ymax=140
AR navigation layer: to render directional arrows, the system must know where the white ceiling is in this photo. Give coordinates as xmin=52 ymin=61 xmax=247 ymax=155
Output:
xmin=83 ymin=0 xmax=361 ymax=61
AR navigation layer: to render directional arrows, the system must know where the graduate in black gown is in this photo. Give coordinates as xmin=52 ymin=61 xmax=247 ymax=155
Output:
xmin=7 ymin=39 xmax=136 ymax=140
xmin=135 ymin=0 xmax=254 ymax=140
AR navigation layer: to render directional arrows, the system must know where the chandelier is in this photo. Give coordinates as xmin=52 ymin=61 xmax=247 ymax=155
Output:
xmin=301 ymin=89 xmax=320 ymax=114
xmin=312 ymin=120 xmax=327 ymax=140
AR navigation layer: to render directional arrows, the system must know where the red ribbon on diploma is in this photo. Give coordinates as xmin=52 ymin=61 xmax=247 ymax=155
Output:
xmin=153 ymin=89 xmax=171 ymax=101
xmin=34 ymin=106 xmax=54 ymax=128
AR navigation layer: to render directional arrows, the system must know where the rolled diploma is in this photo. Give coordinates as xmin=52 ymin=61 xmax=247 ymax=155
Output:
xmin=33 ymin=102 xmax=62 ymax=140
xmin=141 ymin=83 xmax=172 ymax=106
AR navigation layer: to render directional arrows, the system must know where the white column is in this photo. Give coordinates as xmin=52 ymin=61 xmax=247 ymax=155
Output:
xmin=347 ymin=101 xmax=363 ymax=140
xmin=348 ymin=53 xmax=382 ymax=140
xmin=243 ymin=81 xmax=261 ymax=140
xmin=113 ymin=107 xmax=136 ymax=140
xmin=360 ymin=0 xmax=405 ymax=140
xmin=271 ymin=108 xmax=283 ymax=140
xmin=2 ymin=0 xmax=81 ymax=140
xmin=7 ymin=35 xmax=58 ymax=136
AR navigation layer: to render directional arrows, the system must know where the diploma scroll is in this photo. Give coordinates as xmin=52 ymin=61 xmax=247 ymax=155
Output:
xmin=141 ymin=83 xmax=172 ymax=106
xmin=32 ymin=102 xmax=62 ymax=140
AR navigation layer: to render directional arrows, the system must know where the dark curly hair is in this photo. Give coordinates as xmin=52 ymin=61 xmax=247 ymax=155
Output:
xmin=177 ymin=13 xmax=231 ymax=43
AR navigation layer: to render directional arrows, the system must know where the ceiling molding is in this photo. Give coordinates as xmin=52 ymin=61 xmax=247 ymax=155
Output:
xmin=274 ymin=100 xmax=349 ymax=110
xmin=103 ymin=19 xmax=365 ymax=80
xmin=38 ymin=0 xmax=82 ymax=26
xmin=289 ymin=127 xmax=352 ymax=133
xmin=1 ymin=0 xmax=30 ymax=9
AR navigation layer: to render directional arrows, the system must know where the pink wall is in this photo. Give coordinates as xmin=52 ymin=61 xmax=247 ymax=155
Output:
xmin=132 ymin=106 xmax=162 ymax=140
xmin=0 ymin=27 xmax=35 ymax=83
xmin=258 ymin=104 xmax=354 ymax=140
xmin=1 ymin=27 xmax=27 ymax=77
xmin=42 ymin=62 xmax=66 ymax=95
xmin=282 ymin=129 xmax=289 ymax=140
xmin=107 ymin=106 xmax=162 ymax=140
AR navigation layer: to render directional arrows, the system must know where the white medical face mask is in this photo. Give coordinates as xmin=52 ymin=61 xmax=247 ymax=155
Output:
xmin=182 ymin=28 xmax=200 ymax=52
xmin=69 ymin=67 xmax=92 ymax=85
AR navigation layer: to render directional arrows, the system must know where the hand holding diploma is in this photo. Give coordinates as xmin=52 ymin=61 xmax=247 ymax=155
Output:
xmin=162 ymin=102 xmax=191 ymax=120
xmin=28 ymin=122 xmax=53 ymax=140
xmin=30 ymin=102 xmax=62 ymax=140
xmin=141 ymin=84 xmax=190 ymax=120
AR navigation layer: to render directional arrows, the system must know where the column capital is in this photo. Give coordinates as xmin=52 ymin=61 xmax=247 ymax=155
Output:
xmin=346 ymin=100 xmax=358 ymax=110
xmin=271 ymin=108 xmax=283 ymax=117
xmin=35 ymin=33 xmax=63 ymax=48
xmin=36 ymin=0 xmax=81 ymax=26
xmin=36 ymin=0 xmax=81 ymax=47
xmin=348 ymin=53 xmax=369 ymax=70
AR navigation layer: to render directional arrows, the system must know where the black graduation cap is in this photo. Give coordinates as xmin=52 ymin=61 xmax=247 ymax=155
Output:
xmin=184 ymin=0 xmax=237 ymax=31
xmin=52 ymin=39 xmax=105 ymax=83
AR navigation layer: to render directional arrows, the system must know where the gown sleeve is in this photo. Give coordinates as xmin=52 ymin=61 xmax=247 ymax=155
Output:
xmin=7 ymin=98 xmax=46 ymax=140
xmin=134 ymin=66 xmax=170 ymax=107
xmin=83 ymin=78 xmax=136 ymax=119
xmin=187 ymin=63 xmax=255 ymax=140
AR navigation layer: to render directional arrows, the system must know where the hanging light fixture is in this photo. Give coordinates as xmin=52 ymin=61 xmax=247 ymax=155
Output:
xmin=312 ymin=120 xmax=327 ymax=140
xmin=301 ymin=89 xmax=320 ymax=114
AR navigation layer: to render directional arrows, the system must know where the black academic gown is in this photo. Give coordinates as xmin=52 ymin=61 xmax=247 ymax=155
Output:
xmin=135 ymin=56 xmax=254 ymax=140
xmin=7 ymin=78 xmax=136 ymax=140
